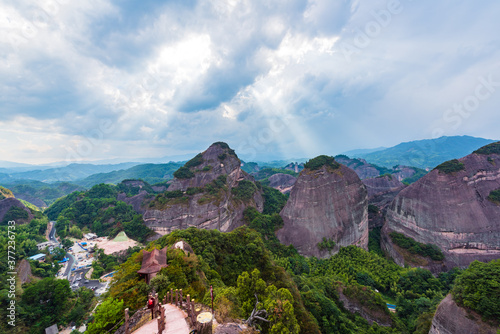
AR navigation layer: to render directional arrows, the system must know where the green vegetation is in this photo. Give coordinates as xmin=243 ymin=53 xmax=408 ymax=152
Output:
xmin=91 ymin=248 xmax=141 ymax=279
xmin=185 ymin=153 xmax=204 ymax=168
xmin=261 ymin=185 xmax=287 ymax=215
xmin=434 ymin=159 xmax=465 ymax=174
xmin=116 ymin=179 xmax=156 ymax=197
xmin=487 ymin=188 xmax=500 ymax=204
xmin=213 ymin=141 xmax=237 ymax=156
xmin=390 ymin=232 xmax=444 ymax=261
xmin=231 ymin=180 xmax=257 ymax=202
xmin=86 ymin=299 xmax=124 ymax=334
xmin=368 ymin=204 xmax=380 ymax=214
xmin=473 ymin=141 xmax=500 ymax=155
xmin=76 ymin=163 xmax=183 ymax=188
xmin=304 ymin=155 xmax=340 ymax=171
xmin=0 ymin=185 xmax=14 ymax=199
xmin=173 ymin=166 xmax=195 ymax=179
xmin=368 ymin=227 xmax=384 ymax=257
xmin=17 ymin=277 xmax=97 ymax=333
xmin=1 ymin=181 xmax=83 ymax=207
xmin=402 ymin=168 xmax=428 ymax=185
xmin=47 ymin=183 xmax=153 ymax=242
xmin=1 ymin=205 xmax=29 ymax=225
xmin=451 ymin=260 xmax=500 ymax=322
xmin=186 ymin=187 xmax=204 ymax=195
xmin=202 ymin=165 xmax=212 ymax=172
xmin=317 ymin=237 xmax=336 ymax=252
xmin=105 ymin=226 xmax=318 ymax=333
xmin=251 ymin=168 xmax=298 ymax=182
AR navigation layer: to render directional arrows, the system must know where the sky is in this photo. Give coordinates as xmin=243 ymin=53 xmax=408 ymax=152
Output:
xmin=1 ymin=0 xmax=499 ymax=164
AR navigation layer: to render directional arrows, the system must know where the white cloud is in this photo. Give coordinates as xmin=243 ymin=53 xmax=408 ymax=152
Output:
xmin=0 ymin=0 xmax=499 ymax=163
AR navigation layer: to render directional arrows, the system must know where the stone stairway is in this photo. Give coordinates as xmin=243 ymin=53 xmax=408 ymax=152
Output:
xmin=132 ymin=304 xmax=189 ymax=334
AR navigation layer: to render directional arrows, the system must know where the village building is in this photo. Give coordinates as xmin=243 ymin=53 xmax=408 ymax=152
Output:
xmin=137 ymin=247 xmax=168 ymax=284
xmin=29 ymin=253 xmax=46 ymax=262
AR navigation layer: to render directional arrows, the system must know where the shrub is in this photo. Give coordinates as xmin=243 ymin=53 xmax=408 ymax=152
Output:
xmin=473 ymin=141 xmax=500 ymax=155
xmin=165 ymin=190 xmax=184 ymax=198
xmin=304 ymin=155 xmax=340 ymax=171
xmin=186 ymin=187 xmax=204 ymax=196
xmin=174 ymin=166 xmax=195 ymax=179
xmin=202 ymin=165 xmax=212 ymax=172
xmin=368 ymin=204 xmax=379 ymax=214
xmin=390 ymin=232 xmax=444 ymax=261
xmin=452 ymin=259 xmax=500 ymax=322
xmin=434 ymin=159 xmax=465 ymax=174
xmin=487 ymin=189 xmax=500 ymax=204
xmin=317 ymin=237 xmax=335 ymax=252
xmin=184 ymin=153 xmax=204 ymax=168
xmin=232 ymin=180 xmax=257 ymax=202
xmin=213 ymin=142 xmax=237 ymax=156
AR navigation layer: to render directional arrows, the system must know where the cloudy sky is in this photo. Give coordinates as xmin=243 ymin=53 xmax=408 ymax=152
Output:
xmin=1 ymin=0 xmax=499 ymax=164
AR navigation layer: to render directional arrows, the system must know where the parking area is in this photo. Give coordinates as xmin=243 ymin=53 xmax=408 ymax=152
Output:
xmin=69 ymin=267 xmax=108 ymax=295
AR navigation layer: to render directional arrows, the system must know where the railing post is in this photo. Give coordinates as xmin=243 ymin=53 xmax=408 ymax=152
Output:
xmin=175 ymin=289 xmax=179 ymax=307
xmin=179 ymin=289 xmax=183 ymax=308
xmin=124 ymin=308 xmax=129 ymax=334
xmin=170 ymin=288 xmax=173 ymax=303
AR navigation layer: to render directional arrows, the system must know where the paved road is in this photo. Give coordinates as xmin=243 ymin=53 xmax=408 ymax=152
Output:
xmin=69 ymin=267 xmax=106 ymax=294
xmin=49 ymin=221 xmax=58 ymax=243
xmin=132 ymin=304 xmax=190 ymax=334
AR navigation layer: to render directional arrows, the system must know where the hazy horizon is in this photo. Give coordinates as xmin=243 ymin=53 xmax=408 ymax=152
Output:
xmin=2 ymin=1 xmax=500 ymax=164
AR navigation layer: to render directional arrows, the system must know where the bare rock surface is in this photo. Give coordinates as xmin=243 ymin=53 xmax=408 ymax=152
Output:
xmin=338 ymin=288 xmax=393 ymax=327
xmin=276 ymin=159 xmax=368 ymax=258
xmin=117 ymin=191 xmax=149 ymax=214
xmin=362 ymin=175 xmax=406 ymax=209
xmin=267 ymin=173 xmax=297 ymax=194
xmin=335 ymin=156 xmax=382 ymax=179
xmin=143 ymin=143 xmax=263 ymax=234
xmin=429 ymin=294 xmax=497 ymax=334
xmin=17 ymin=259 xmax=33 ymax=284
xmin=383 ymin=148 xmax=500 ymax=271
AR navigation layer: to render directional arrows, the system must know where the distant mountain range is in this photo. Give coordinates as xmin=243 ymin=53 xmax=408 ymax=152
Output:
xmin=347 ymin=136 xmax=497 ymax=169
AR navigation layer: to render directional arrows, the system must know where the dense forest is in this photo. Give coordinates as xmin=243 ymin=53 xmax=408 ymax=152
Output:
xmin=0 ymin=170 xmax=499 ymax=333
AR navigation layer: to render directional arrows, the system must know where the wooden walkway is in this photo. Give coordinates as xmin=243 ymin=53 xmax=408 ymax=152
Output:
xmin=132 ymin=304 xmax=190 ymax=334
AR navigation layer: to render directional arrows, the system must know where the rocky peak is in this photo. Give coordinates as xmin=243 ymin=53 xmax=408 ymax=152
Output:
xmin=143 ymin=142 xmax=264 ymax=236
xmin=168 ymin=142 xmax=243 ymax=191
xmin=383 ymin=142 xmax=500 ymax=271
xmin=276 ymin=155 xmax=368 ymax=258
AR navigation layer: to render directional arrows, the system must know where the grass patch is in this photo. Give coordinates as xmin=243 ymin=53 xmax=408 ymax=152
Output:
xmin=434 ymin=159 xmax=465 ymax=174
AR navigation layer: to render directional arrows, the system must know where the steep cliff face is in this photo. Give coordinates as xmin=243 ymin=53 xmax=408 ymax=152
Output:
xmin=429 ymin=294 xmax=497 ymax=334
xmin=267 ymin=173 xmax=297 ymax=194
xmin=143 ymin=142 xmax=264 ymax=234
xmin=383 ymin=144 xmax=500 ymax=270
xmin=276 ymin=156 xmax=368 ymax=258
xmin=362 ymin=175 xmax=406 ymax=208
